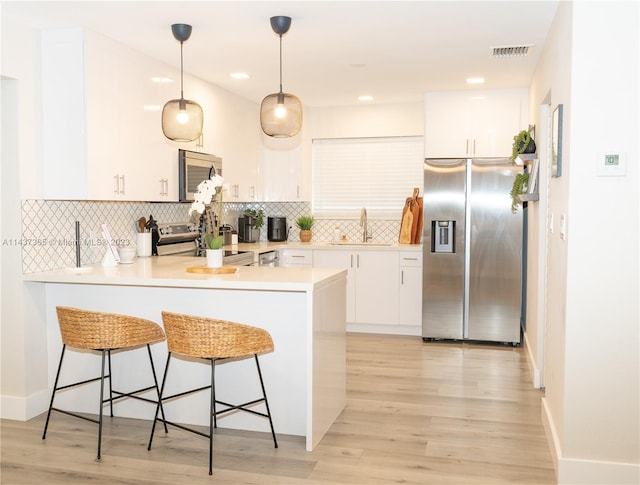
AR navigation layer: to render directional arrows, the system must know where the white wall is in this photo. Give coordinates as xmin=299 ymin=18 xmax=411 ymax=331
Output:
xmin=1 ymin=18 xmax=51 ymax=419
xmin=531 ymin=1 xmax=639 ymax=482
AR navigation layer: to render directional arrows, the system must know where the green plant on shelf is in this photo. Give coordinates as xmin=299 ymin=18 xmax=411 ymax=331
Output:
xmin=510 ymin=127 xmax=536 ymax=162
xmin=510 ymin=173 xmax=529 ymax=213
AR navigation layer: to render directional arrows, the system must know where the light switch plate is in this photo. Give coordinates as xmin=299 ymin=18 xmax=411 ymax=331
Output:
xmin=597 ymin=152 xmax=626 ymax=177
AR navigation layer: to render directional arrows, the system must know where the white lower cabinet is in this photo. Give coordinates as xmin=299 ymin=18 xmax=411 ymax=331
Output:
xmin=313 ymin=249 xmax=399 ymax=325
xmin=398 ymin=251 xmax=423 ymax=326
xmin=279 ymin=249 xmax=313 ymax=267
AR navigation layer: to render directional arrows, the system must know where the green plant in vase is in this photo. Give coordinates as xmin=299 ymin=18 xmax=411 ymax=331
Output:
xmin=243 ymin=208 xmax=265 ymax=229
xmin=510 ymin=127 xmax=536 ymax=162
xmin=296 ymin=216 xmax=314 ymax=242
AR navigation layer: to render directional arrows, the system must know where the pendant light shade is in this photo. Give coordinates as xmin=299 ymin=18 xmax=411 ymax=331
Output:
xmin=260 ymin=16 xmax=303 ymax=138
xmin=162 ymin=23 xmax=203 ymax=142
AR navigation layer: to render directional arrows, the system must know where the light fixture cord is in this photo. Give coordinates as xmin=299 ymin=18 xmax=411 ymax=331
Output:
xmin=279 ymin=34 xmax=283 ymax=94
xmin=180 ymin=41 xmax=184 ymax=100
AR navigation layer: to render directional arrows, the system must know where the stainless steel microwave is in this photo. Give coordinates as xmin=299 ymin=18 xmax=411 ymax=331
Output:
xmin=178 ymin=149 xmax=222 ymax=202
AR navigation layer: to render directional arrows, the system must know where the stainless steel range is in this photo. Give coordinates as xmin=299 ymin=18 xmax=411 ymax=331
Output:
xmin=156 ymin=222 xmax=255 ymax=266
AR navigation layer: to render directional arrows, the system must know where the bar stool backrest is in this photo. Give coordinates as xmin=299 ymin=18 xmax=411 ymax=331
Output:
xmin=161 ymin=311 xmax=274 ymax=359
xmin=56 ymin=306 xmax=166 ymax=350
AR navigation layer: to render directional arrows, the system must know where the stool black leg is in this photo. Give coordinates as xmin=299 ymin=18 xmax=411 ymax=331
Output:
xmin=255 ymin=354 xmax=278 ymax=448
xmin=97 ymin=350 xmax=107 ymax=460
xmin=209 ymin=358 xmax=215 ymax=475
xmin=107 ymin=350 xmax=114 ymax=417
xmin=148 ymin=352 xmax=172 ymax=450
xmin=146 ymin=344 xmax=168 ymax=433
xmin=42 ymin=345 xmax=66 ymax=440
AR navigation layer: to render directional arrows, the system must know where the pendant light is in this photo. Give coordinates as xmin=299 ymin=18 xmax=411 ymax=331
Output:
xmin=162 ymin=23 xmax=203 ymax=142
xmin=260 ymin=16 xmax=303 ymax=138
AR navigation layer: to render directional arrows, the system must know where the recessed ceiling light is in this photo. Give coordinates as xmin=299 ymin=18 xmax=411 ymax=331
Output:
xmin=358 ymin=95 xmax=374 ymax=102
xmin=230 ymin=72 xmax=251 ymax=80
xmin=151 ymin=77 xmax=173 ymax=84
xmin=466 ymin=77 xmax=485 ymax=85
xmin=143 ymin=105 xmax=162 ymax=111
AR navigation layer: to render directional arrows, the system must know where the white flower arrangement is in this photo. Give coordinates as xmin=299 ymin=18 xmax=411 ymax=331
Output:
xmin=188 ymin=174 xmax=227 ymax=249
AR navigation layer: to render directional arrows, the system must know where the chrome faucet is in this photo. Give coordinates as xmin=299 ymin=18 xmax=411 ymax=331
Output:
xmin=360 ymin=207 xmax=372 ymax=242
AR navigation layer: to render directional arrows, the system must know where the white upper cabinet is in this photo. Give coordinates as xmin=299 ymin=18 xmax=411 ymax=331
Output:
xmin=424 ymin=88 xmax=528 ymax=158
xmin=41 ymin=28 xmax=179 ymax=201
xmin=260 ymin=134 xmax=311 ymax=202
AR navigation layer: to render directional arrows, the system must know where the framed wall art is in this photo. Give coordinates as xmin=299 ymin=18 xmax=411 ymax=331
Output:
xmin=551 ymin=104 xmax=563 ymax=177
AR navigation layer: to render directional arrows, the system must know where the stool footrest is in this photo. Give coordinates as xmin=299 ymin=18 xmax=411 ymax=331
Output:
xmin=214 ymin=398 xmax=269 ymax=419
xmin=107 ymin=386 xmax=160 ymax=406
xmin=50 ymin=407 xmax=100 ymax=424
xmin=153 ymin=418 xmax=211 ymax=439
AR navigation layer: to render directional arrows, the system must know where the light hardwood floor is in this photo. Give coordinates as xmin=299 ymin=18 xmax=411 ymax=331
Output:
xmin=0 ymin=333 xmax=555 ymax=484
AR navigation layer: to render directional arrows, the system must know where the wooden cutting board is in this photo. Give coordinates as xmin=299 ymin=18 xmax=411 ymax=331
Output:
xmin=399 ymin=188 xmax=423 ymax=244
xmin=186 ymin=266 xmax=238 ymax=274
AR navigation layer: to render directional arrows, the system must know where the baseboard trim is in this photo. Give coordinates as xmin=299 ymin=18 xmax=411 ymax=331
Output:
xmin=1 ymin=389 xmax=49 ymax=421
xmin=542 ymin=397 xmax=639 ymax=484
xmin=346 ymin=323 xmax=421 ymax=336
xmin=523 ymin=332 xmax=543 ymax=388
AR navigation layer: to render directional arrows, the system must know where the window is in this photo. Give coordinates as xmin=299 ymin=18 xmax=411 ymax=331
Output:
xmin=312 ymin=136 xmax=424 ymax=218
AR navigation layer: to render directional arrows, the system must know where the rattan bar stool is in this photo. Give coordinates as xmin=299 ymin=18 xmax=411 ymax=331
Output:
xmin=148 ymin=311 xmax=278 ymax=475
xmin=42 ymin=306 xmax=167 ymax=460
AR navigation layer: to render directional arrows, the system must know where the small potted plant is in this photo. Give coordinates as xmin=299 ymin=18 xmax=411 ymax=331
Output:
xmin=510 ymin=127 xmax=536 ymax=162
xmin=509 ymin=172 xmax=530 ymax=213
xmin=295 ymin=215 xmax=314 ymax=242
xmin=243 ymin=208 xmax=265 ymax=241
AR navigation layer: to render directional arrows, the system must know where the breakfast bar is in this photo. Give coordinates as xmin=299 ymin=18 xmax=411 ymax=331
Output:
xmin=23 ymin=256 xmax=347 ymax=451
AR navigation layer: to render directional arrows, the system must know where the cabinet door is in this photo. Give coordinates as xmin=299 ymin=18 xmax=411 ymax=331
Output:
xmin=313 ymin=250 xmax=356 ymax=322
xmin=424 ymin=92 xmax=472 ymax=158
xmin=354 ymin=251 xmax=399 ymax=325
xmin=470 ymin=89 xmax=527 ymax=158
xmin=398 ymin=252 xmax=423 ymax=326
xmin=261 ymin=145 xmax=303 ymax=201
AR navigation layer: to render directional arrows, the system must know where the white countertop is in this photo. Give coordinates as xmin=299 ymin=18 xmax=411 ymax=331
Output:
xmin=232 ymin=240 xmax=422 ymax=254
xmin=23 ymin=255 xmax=346 ymax=292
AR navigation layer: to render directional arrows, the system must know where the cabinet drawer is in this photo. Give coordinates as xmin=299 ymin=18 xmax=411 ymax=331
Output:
xmin=399 ymin=252 xmax=422 ymax=267
xmin=280 ymin=249 xmax=313 ymax=267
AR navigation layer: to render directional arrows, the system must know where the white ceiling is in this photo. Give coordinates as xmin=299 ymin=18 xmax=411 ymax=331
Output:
xmin=3 ymin=1 xmax=559 ymax=107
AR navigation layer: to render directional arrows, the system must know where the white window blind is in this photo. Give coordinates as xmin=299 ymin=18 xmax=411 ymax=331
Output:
xmin=312 ymin=136 xmax=424 ymax=218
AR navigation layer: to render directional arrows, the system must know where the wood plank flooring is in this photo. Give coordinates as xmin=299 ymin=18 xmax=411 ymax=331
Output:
xmin=0 ymin=333 xmax=555 ymax=484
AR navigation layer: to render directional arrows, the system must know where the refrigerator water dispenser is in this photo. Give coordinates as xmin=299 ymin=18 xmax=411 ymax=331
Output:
xmin=432 ymin=220 xmax=455 ymax=253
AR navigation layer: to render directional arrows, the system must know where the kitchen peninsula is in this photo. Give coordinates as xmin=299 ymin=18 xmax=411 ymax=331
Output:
xmin=23 ymin=256 xmax=347 ymax=451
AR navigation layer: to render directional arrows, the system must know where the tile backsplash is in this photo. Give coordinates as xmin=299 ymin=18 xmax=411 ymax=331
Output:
xmin=20 ymin=200 xmax=402 ymax=273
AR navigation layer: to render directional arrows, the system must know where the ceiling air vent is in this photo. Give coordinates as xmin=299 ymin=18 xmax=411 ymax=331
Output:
xmin=492 ymin=45 xmax=531 ymax=58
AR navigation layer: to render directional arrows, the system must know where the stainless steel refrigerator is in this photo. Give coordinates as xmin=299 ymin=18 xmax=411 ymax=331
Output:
xmin=422 ymin=158 xmax=522 ymax=344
